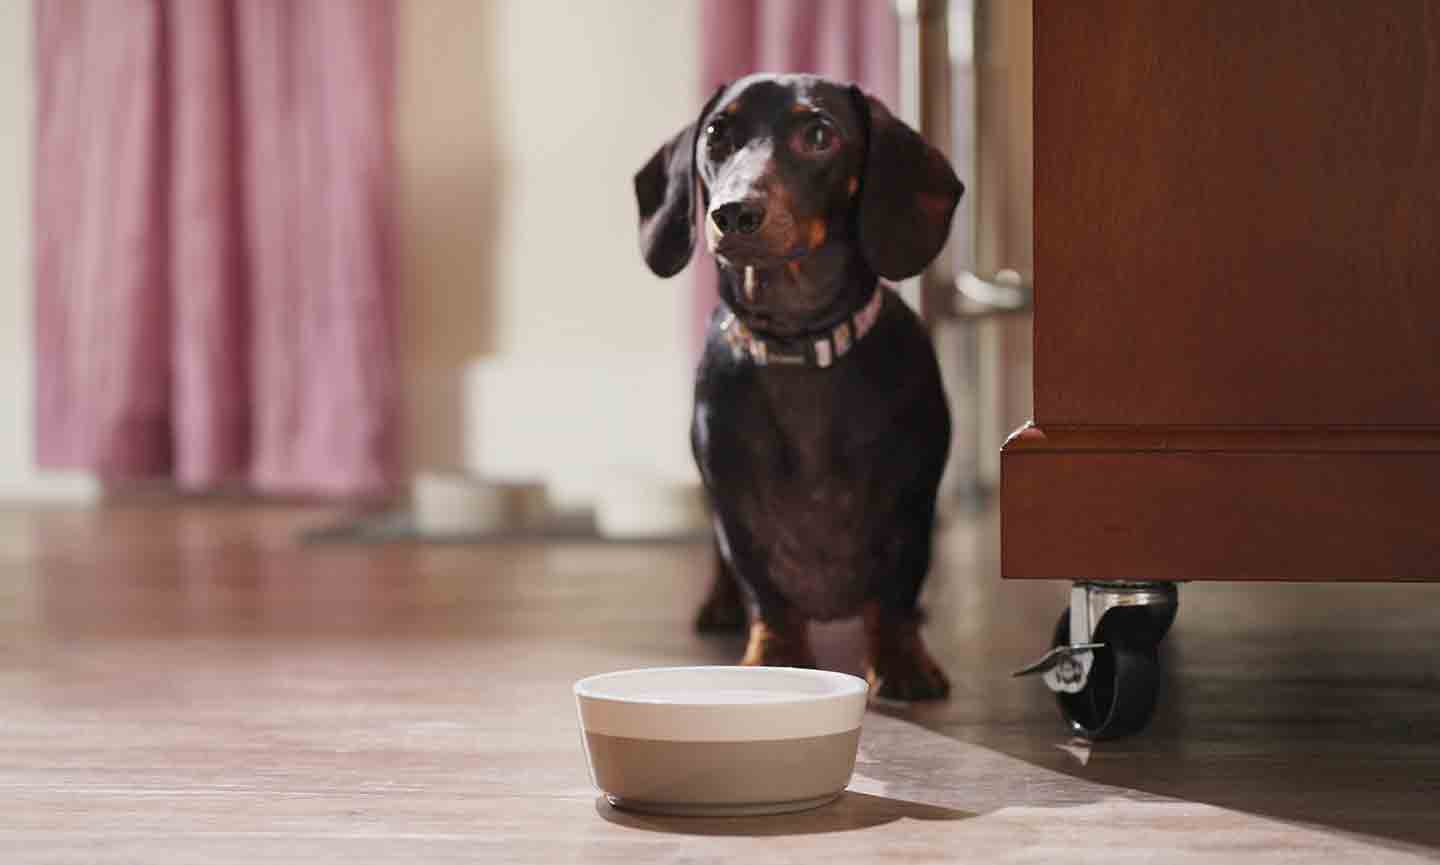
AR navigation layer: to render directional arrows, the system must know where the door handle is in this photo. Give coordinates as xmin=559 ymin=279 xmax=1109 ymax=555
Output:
xmin=954 ymin=269 xmax=1032 ymax=319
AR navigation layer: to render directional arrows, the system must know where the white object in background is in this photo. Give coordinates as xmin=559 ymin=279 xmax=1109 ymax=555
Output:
xmin=411 ymin=472 xmax=547 ymax=535
xmin=462 ymin=354 xmax=700 ymax=511
xmin=592 ymin=470 xmax=707 ymax=539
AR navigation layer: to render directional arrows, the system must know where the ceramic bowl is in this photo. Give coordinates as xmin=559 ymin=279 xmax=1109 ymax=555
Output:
xmin=574 ymin=666 xmax=868 ymax=816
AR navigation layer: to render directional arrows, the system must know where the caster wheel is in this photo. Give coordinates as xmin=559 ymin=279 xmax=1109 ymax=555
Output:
xmin=1051 ymin=611 xmax=1161 ymax=740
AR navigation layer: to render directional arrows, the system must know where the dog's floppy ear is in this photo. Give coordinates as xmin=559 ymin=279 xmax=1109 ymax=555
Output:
xmin=634 ymin=86 xmax=726 ymax=278
xmin=849 ymin=86 xmax=965 ymax=281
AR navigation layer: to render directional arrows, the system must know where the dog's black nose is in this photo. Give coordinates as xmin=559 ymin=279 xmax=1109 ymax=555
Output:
xmin=711 ymin=201 xmax=766 ymax=236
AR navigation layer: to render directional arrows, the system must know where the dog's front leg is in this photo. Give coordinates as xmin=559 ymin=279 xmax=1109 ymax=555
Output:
xmin=740 ymin=601 xmax=817 ymax=669
xmin=863 ymin=601 xmax=951 ymax=701
xmin=707 ymin=509 xmax=816 ymax=667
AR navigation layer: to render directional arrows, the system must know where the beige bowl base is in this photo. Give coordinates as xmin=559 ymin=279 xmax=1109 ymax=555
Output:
xmin=605 ymin=792 xmax=841 ymax=817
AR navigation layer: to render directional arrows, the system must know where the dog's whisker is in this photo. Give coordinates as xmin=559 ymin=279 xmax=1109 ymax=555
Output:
xmin=744 ymin=266 xmax=756 ymax=302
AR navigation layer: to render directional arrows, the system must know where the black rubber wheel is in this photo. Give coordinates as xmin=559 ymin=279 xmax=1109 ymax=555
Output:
xmin=1051 ymin=610 xmax=1162 ymax=740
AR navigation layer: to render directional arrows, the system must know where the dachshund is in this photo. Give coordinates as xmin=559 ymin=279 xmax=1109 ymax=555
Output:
xmin=634 ymin=74 xmax=963 ymax=700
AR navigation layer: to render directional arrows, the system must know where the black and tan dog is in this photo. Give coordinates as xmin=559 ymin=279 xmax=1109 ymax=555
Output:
xmin=634 ymin=74 xmax=962 ymax=700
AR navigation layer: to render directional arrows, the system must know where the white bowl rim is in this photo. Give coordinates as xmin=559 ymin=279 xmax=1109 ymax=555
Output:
xmin=575 ymin=666 xmax=868 ymax=742
xmin=573 ymin=665 xmax=868 ymax=704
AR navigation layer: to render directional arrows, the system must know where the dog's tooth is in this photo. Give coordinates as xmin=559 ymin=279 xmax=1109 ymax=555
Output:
xmin=744 ymin=266 xmax=756 ymax=301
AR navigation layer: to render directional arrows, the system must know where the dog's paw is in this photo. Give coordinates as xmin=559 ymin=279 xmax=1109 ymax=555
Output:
xmin=866 ymin=639 xmax=951 ymax=702
xmin=740 ymin=620 xmax=817 ymax=669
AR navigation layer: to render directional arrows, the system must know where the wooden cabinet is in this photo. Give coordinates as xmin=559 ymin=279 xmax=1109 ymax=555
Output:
xmin=1002 ymin=1 xmax=1440 ymax=582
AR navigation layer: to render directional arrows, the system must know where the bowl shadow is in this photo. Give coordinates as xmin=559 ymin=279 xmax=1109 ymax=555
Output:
xmin=594 ymin=789 xmax=974 ymax=837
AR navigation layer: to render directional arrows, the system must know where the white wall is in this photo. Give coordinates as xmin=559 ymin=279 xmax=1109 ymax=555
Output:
xmin=486 ymin=0 xmax=698 ymax=361
xmin=0 ymin=3 xmax=96 ymax=502
xmin=397 ymin=0 xmax=506 ymax=473
xmin=399 ymin=1 xmax=703 ymax=499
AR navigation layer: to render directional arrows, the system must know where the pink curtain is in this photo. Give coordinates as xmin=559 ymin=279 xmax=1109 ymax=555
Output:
xmin=693 ymin=0 xmax=900 ymax=351
xmin=34 ymin=0 xmax=398 ymax=497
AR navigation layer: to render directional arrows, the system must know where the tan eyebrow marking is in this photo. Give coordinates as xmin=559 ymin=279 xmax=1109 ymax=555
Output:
xmin=808 ymin=220 xmax=827 ymax=249
xmin=724 ymin=101 xmax=741 ymax=115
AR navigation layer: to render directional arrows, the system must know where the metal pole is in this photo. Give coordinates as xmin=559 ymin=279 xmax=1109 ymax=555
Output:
xmin=895 ymin=0 xmax=954 ymax=328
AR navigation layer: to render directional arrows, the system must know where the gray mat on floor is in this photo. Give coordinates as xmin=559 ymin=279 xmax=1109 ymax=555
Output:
xmin=300 ymin=508 xmax=710 ymax=546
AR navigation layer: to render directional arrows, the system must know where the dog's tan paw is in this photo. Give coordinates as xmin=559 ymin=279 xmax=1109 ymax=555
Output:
xmin=740 ymin=620 xmax=817 ymax=669
xmin=866 ymin=644 xmax=951 ymax=702
xmin=864 ymin=603 xmax=951 ymax=702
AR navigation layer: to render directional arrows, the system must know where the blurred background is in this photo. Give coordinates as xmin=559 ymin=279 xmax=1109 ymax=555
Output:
xmin=9 ymin=7 xmax=1440 ymax=859
xmin=3 ymin=0 xmax=1033 ymax=538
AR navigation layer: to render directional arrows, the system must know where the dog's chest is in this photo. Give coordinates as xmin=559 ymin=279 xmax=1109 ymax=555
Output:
xmin=765 ymin=500 xmax=878 ymax=617
xmin=694 ymin=308 xmax=949 ymax=619
xmin=720 ymin=374 xmax=908 ymax=616
xmin=733 ymin=369 xmax=892 ymax=483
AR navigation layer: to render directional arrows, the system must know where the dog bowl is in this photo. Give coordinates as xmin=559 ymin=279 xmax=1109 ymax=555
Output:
xmin=574 ymin=666 xmax=868 ymax=816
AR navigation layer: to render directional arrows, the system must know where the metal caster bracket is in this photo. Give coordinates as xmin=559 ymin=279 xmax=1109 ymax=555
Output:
xmin=1013 ymin=582 xmax=1179 ymax=693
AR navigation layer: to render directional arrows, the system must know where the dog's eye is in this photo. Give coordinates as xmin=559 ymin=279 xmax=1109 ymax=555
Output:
xmin=704 ymin=119 xmax=732 ymax=159
xmin=792 ymin=119 xmax=838 ymax=156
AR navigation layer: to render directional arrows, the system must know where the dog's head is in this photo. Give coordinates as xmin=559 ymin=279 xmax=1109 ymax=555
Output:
xmin=635 ymin=74 xmax=963 ymax=329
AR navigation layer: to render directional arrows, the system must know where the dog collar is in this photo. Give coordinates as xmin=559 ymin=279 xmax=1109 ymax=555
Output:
xmin=719 ymin=284 xmax=887 ymax=368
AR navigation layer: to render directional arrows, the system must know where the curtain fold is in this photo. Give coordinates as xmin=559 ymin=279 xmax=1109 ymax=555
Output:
xmin=34 ymin=0 xmax=397 ymax=497
xmin=693 ymin=0 xmax=900 ymax=351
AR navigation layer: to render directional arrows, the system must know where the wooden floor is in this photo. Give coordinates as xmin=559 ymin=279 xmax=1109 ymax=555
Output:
xmin=1 ymin=503 xmax=1437 ymax=864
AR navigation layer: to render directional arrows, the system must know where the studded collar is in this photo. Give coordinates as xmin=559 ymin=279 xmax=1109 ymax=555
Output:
xmin=718 ymin=284 xmax=887 ymax=368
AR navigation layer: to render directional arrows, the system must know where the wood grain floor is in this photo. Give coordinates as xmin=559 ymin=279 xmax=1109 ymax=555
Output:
xmin=1 ymin=503 xmax=1437 ymax=863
